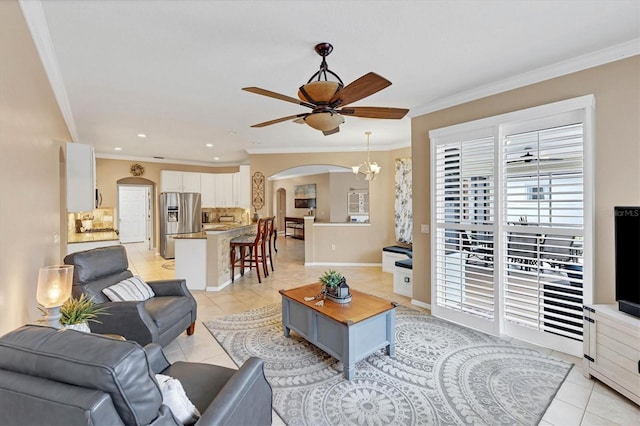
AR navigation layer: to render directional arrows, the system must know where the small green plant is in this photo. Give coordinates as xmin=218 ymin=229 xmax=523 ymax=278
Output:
xmin=318 ymin=270 xmax=344 ymax=288
xmin=59 ymin=294 xmax=109 ymax=326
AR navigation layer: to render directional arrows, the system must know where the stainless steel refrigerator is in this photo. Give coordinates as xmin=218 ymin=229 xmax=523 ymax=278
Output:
xmin=160 ymin=192 xmax=202 ymax=259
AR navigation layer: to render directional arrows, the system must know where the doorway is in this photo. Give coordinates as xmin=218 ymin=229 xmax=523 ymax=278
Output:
xmin=276 ymin=188 xmax=286 ymax=233
xmin=118 ymin=185 xmax=153 ymax=248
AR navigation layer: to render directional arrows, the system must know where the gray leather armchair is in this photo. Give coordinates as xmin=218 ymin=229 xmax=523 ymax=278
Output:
xmin=0 ymin=325 xmax=273 ymax=425
xmin=63 ymin=245 xmax=197 ymax=347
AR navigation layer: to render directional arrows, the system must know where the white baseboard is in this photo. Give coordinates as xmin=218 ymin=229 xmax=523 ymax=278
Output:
xmin=411 ymin=299 xmax=431 ymax=311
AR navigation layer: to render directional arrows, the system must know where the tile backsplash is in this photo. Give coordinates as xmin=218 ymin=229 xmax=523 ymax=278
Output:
xmin=67 ymin=207 xmax=115 ymax=232
xmin=202 ymin=207 xmax=250 ymax=223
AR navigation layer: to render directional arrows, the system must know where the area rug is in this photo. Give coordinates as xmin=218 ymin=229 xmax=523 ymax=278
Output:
xmin=204 ymin=304 xmax=572 ymax=426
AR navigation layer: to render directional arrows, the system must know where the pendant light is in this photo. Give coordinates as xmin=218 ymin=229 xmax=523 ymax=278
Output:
xmin=352 ymin=131 xmax=381 ymax=181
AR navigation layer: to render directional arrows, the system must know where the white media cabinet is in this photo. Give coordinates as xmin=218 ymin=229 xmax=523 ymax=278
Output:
xmin=583 ymin=304 xmax=640 ymax=405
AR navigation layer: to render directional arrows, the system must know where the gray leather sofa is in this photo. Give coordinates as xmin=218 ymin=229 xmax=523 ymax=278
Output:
xmin=0 ymin=325 xmax=273 ymax=425
xmin=64 ymin=245 xmax=197 ymax=347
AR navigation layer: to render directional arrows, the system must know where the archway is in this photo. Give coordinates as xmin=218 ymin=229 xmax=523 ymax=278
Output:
xmin=269 ymin=164 xmax=366 ymax=223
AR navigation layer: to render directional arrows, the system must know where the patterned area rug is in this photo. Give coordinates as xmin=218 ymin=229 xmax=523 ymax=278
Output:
xmin=204 ymin=304 xmax=572 ymax=426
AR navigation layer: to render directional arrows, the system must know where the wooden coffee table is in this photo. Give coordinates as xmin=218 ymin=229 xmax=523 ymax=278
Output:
xmin=279 ymin=283 xmax=397 ymax=380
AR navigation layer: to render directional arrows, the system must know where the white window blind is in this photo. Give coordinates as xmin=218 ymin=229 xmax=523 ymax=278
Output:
xmin=434 ymin=136 xmax=496 ymax=324
xmin=502 ymin=123 xmax=585 ymax=341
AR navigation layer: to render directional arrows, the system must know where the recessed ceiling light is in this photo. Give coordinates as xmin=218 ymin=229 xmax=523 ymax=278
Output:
xmin=206 ymin=143 xmax=214 ymax=148
xmin=114 ymin=147 xmax=122 ymax=151
xmin=213 ymin=157 xmax=220 ymax=161
xmin=137 ymin=133 xmax=147 ymax=138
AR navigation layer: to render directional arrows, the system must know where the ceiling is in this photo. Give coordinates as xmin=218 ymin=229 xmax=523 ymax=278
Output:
xmin=22 ymin=0 xmax=639 ymax=167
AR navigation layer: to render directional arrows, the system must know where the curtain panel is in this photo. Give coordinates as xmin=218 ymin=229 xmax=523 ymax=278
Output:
xmin=395 ymin=157 xmax=412 ymax=243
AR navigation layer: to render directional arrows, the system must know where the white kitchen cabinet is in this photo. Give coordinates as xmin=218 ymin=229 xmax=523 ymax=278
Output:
xmin=235 ymin=165 xmax=251 ymax=209
xmin=160 ymin=171 xmax=201 ymax=193
xmin=583 ymin=304 xmax=640 ymax=405
xmin=181 ymin=172 xmax=201 ymax=193
xmin=162 ymin=169 xmax=248 ymax=208
xmin=200 ymin=173 xmax=216 ymax=207
xmin=160 ymin=171 xmax=182 ymax=192
xmin=66 ymin=142 xmax=96 ymax=213
xmin=215 ymin=173 xmax=234 ymax=207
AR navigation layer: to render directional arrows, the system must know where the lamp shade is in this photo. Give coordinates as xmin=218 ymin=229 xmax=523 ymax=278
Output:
xmin=304 ymin=112 xmax=344 ymax=132
xmin=297 ymin=81 xmax=341 ymax=103
xmin=36 ymin=265 xmax=73 ymax=308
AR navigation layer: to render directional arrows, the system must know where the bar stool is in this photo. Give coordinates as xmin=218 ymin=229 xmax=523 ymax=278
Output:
xmin=230 ymin=218 xmax=268 ymax=283
xmin=264 ymin=216 xmax=276 ymax=272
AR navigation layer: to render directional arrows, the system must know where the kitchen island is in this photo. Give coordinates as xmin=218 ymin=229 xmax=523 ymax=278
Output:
xmin=174 ymin=223 xmax=256 ymax=291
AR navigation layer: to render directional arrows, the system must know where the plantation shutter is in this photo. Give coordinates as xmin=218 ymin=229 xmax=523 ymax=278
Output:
xmin=434 ymin=133 xmax=497 ymax=332
xmin=502 ymin=121 xmax=585 ymax=342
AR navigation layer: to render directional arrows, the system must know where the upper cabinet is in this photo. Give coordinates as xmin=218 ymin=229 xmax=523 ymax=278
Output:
xmin=66 ymin=142 xmax=96 ymax=213
xmin=181 ymin=172 xmax=201 ymax=192
xmin=200 ymin=173 xmax=216 ymax=207
xmin=214 ymin=173 xmax=234 ymax=207
xmin=236 ymin=165 xmax=251 ymax=209
xmin=160 ymin=171 xmax=201 ymax=193
xmin=161 ymin=167 xmax=251 ymax=208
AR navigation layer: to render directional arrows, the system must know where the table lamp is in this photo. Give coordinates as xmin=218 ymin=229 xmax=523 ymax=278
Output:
xmin=36 ymin=265 xmax=73 ymax=328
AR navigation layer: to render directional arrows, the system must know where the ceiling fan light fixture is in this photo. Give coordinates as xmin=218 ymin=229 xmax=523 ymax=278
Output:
xmin=298 ymin=81 xmax=342 ymax=103
xmin=304 ymin=111 xmax=344 ymax=132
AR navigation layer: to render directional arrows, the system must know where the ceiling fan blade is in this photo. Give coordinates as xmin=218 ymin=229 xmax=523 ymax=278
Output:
xmin=338 ymin=106 xmax=409 ymax=119
xmin=242 ymin=87 xmax=315 ymax=109
xmin=250 ymin=113 xmax=307 ymax=128
xmin=323 ymin=126 xmax=340 ymax=136
xmin=329 ymin=72 xmax=392 ymax=107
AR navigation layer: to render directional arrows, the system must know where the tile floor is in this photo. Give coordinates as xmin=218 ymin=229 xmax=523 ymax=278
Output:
xmin=124 ymin=236 xmax=639 ymax=426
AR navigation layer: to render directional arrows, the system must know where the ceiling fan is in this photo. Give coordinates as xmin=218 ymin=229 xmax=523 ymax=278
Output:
xmin=242 ymin=42 xmax=409 ymax=136
xmin=507 ymin=148 xmax=563 ymax=164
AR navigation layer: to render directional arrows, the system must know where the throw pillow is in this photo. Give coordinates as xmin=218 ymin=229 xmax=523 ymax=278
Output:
xmin=102 ymin=276 xmax=155 ymax=302
xmin=155 ymin=374 xmax=201 ymax=424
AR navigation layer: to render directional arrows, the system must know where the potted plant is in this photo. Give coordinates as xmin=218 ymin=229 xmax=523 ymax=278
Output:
xmin=59 ymin=294 xmax=109 ymax=332
xmin=318 ymin=270 xmax=351 ymax=304
xmin=319 ymin=270 xmax=343 ymax=292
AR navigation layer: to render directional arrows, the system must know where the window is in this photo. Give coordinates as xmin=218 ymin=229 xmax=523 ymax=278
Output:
xmin=430 ymin=95 xmax=594 ymax=356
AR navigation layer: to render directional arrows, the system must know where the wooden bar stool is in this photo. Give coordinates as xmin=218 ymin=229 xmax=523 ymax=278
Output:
xmin=230 ymin=218 xmax=268 ymax=283
xmin=264 ymin=216 xmax=276 ymax=272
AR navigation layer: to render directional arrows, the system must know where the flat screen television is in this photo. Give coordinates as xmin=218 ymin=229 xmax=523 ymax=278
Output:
xmin=295 ymin=198 xmax=316 ymax=209
xmin=614 ymin=206 xmax=640 ymax=318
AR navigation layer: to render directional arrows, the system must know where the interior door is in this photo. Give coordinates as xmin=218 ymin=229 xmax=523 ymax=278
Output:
xmin=118 ymin=186 xmax=147 ymax=244
xmin=277 ymin=188 xmax=286 ymax=233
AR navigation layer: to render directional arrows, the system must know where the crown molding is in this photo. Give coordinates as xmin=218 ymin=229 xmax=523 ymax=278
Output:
xmin=246 ymin=140 xmax=410 ymax=155
xmin=19 ymin=0 xmax=79 ymax=142
xmin=410 ymin=39 xmax=640 ymax=117
xmin=95 ymin=153 xmax=240 ymax=168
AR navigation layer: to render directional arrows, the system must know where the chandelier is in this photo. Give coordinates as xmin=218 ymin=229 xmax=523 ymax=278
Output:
xmin=352 ymin=131 xmax=381 ymax=181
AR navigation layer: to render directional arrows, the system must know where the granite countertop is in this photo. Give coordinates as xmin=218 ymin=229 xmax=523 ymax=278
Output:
xmin=68 ymin=231 xmax=119 ymax=244
xmin=173 ymin=232 xmax=207 ymax=240
xmin=174 ymin=222 xmax=255 ymax=239
xmin=202 ymin=222 xmax=255 ymax=232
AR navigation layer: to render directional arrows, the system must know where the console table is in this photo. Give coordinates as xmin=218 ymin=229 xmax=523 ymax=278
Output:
xmin=284 ymin=217 xmax=305 ymax=240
